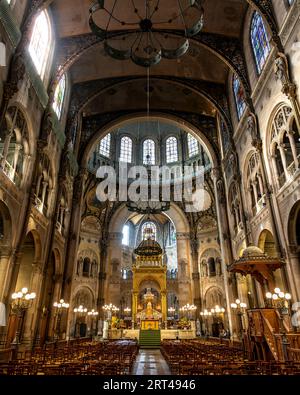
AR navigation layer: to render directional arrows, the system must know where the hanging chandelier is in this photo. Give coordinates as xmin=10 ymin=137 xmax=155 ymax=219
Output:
xmin=89 ymin=0 xmax=204 ymax=67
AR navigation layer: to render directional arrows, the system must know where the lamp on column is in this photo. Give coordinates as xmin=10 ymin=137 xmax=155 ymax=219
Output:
xmin=200 ymin=309 xmax=212 ymax=336
xmin=53 ymin=299 xmax=69 ymax=340
xmin=11 ymin=288 xmax=36 ymax=344
xmin=87 ymin=309 xmax=99 ymax=337
xmin=230 ymin=299 xmax=247 ymax=340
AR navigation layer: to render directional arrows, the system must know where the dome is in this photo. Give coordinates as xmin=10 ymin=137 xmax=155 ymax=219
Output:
xmin=134 ymin=238 xmax=163 ymax=256
xmin=241 ymin=246 xmax=265 ymax=259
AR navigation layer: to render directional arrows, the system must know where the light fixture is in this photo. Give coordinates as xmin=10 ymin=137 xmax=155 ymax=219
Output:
xmin=11 ymin=288 xmax=36 ymax=312
xmin=74 ymin=305 xmax=88 ymax=314
xmin=89 ymin=0 xmax=204 ymax=68
xmin=88 ymin=309 xmax=99 ymax=316
xmin=53 ymin=299 xmax=69 ymax=310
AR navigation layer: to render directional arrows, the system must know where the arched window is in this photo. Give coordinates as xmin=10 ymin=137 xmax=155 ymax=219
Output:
xmin=99 ymin=133 xmax=111 ymax=158
xmin=142 ymin=222 xmax=157 ymax=241
xmin=52 ymin=74 xmax=66 ymax=119
xmin=166 ymin=137 xmax=178 ymax=163
xmin=246 ymin=152 xmax=264 ymax=216
xmin=270 ymin=105 xmax=299 ymax=189
xmin=28 ymin=11 xmax=52 ymax=78
xmin=143 ymin=139 xmax=155 ymax=165
xmin=187 ymin=133 xmax=199 ymax=158
xmin=233 ymin=74 xmax=246 ymax=120
xmin=250 ymin=12 xmax=271 ymax=75
xmin=119 ymin=136 xmax=132 ymax=163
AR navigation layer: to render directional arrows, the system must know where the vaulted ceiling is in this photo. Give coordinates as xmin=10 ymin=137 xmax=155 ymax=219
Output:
xmin=46 ymin=0 xmax=258 ymax=156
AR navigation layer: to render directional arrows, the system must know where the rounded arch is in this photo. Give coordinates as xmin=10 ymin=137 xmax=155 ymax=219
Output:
xmin=72 ymin=285 xmax=95 ymax=309
xmin=204 ymin=286 xmax=226 ymax=309
xmin=258 ymin=229 xmax=277 ymax=257
xmin=109 ymin=202 xmax=190 ymax=235
xmin=52 ymin=248 xmax=62 ymax=275
xmin=82 ymin=114 xmax=218 ymax=169
xmin=25 ymin=228 xmax=42 ymax=263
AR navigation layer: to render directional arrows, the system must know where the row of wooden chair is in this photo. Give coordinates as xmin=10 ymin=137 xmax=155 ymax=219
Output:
xmin=0 ymin=339 xmax=139 ymax=375
xmin=161 ymin=339 xmax=300 ymax=375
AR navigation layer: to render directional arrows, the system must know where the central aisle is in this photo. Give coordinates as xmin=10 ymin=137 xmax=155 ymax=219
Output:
xmin=132 ymin=349 xmax=171 ymax=375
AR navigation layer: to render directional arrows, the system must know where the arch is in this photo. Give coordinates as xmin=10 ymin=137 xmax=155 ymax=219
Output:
xmin=204 ymin=286 xmax=225 ymax=309
xmin=52 ymin=248 xmax=62 ymax=275
xmin=109 ymin=202 xmax=189 ymax=235
xmin=258 ymin=229 xmax=277 ymax=257
xmin=72 ymin=285 xmax=95 ymax=309
xmin=15 ymin=230 xmax=42 ymax=292
xmin=82 ymin=114 xmax=219 ymax=169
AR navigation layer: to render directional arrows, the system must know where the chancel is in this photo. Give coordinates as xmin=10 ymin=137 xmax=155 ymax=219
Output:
xmin=0 ymin=0 xmax=300 ymax=377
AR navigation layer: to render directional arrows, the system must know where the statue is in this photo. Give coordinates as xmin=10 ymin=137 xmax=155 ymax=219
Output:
xmin=144 ymin=288 xmax=154 ymax=319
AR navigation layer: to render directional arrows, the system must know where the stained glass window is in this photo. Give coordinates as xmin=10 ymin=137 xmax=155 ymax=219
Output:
xmin=187 ymin=134 xmax=199 ymax=158
xmin=99 ymin=133 xmax=111 ymax=158
xmin=142 ymin=222 xmax=157 ymax=241
xmin=28 ymin=11 xmax=52 ymax=78
xmin=52 ymin=74 xmax=66 ymax=119
xmin=143 ymin=139 xmax=155 ymax=165
xmin=250 ymin=12 xmax=271 ymax=74
xmin=119 ymin=136 xmax=132 ymax=163
xmin=166 ymin=137 xmax=178 ymax=163
xmin=233 ymin=74 xmax=246 ymax=120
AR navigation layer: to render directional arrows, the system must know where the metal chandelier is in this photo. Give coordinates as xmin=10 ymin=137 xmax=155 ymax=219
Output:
xmin=89 ymin=0 xmax=204 ymax=67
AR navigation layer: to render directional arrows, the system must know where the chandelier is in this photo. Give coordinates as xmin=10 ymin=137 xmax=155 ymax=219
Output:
xmin=89 ymin=0 xmax=204 ymax=67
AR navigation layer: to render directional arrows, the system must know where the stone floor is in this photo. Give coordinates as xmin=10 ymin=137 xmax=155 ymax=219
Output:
xmin=132 ymin=349 xmax=171 ymax=375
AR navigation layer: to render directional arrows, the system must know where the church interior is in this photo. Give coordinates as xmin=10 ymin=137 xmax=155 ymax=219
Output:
xmin=0 ymin=0 xmax=300 ymax=376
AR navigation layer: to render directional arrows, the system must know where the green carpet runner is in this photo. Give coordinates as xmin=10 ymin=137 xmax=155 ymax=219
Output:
xmin=139 ymin=330 xmax=161 ymax=348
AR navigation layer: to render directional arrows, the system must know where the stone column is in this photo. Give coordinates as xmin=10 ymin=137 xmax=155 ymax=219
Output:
xmin=22 ymin=262 xmax=43 ymax=346
xmin=0 ymin=247 xmax=12 ymax=303
xmin=62 ymin=168 xmax=88 ymax=332
xmin=161 ymin=291 xmax=167 ymax=323
xmin=211 ymin=167 xmax=237 ymax=338
xmin=287 ymin=131 xmax=299 ymax=169
xmin=132 ymin=291 xmax=138 ymax=324
xmin=190 ymin=235 xmax=201 ymax=314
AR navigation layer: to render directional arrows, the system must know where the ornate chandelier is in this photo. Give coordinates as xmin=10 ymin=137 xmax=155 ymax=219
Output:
xmin=89 ymin=0 xmax=204 ymax=67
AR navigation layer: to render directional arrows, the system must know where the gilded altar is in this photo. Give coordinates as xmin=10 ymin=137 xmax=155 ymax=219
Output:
xmin=132 ymin=238 xmax=167 ymax=324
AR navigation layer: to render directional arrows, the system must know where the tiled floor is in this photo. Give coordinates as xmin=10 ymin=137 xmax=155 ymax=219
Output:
xmin=132 ymin=349 xmax=171 ymax=375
